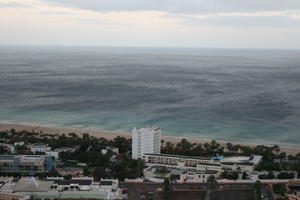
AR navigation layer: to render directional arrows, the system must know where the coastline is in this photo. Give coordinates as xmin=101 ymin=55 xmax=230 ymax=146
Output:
xmin=0 ymin=122 xmax=299 ymax=155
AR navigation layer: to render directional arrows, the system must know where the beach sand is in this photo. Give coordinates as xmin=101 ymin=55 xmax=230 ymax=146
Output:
xmin=0 ymin=122 xmax=299 ymax=155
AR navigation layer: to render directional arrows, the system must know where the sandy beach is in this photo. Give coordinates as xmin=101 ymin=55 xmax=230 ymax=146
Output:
xmin=0 ymin=122 xmax=299 ymax=155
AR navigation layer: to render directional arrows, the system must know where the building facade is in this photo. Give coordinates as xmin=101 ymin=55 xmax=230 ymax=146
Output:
xmin=179 ymin=170 xmax=220 ymax=183
xmin=29 ymin=144 xmax=51 ymax=154
xmin=196 ymin=163 xmax=222 ymax=171
xmin=0 ymin=143 xmax=15 ymax=153
xmin=0 ymin=155 xmax=53 ymax=173
xmin=132 ymin=126 xmax=161 ymax=159
xmin=143 ymin=154 xmax=262 ymax=175
xmin=143 ymin=153 xmax=216 ymax=167
xmin=0 ymin=193 xmax=28 ymax=200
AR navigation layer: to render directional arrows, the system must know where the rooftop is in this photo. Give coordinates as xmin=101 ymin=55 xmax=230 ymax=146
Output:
xmin=144 ymin=153 xmax=211 ymax=160
xmin=133 ymin=126 xmax=161 ymax=132
xmin=197 ymin=163 xmax=222 ymax=167
xmin=185 ymin=170 xmax=219 ymax=175
xmin=47 ymin=179 xmax=92 ymax=186
xmin=16 ymin=191 xmax=108 ymax=199
xmin=14 ymin=178 xmax=53 ymax=192
xmin=100 ymin=181 xmax=113 ymax=186
xmin=30 ymin=143 xmax=50 ymax=148
xmin=221 ymin=162 xmax=254 ymax=166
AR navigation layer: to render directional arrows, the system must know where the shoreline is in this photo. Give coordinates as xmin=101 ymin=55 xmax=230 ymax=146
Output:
xmin=0 ymin=122 xmax=300 ymax=155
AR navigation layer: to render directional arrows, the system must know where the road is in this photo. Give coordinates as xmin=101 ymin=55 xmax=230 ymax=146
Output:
xmin=119 ymin=182 xmax=257 ymax=200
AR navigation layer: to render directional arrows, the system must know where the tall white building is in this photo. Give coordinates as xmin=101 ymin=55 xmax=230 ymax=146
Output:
xmin=132 ymin=126 xmax=161 ymax=159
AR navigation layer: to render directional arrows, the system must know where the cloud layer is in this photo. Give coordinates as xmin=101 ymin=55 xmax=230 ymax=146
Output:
xmin=0 ymin=2 xmax=31 ymax=8
xmin=173 ymin=15 xmax=300 ymax=28
xmin=38 ymin=0 xmax=300 ymax=28
xmin=40 ymin=0 xmax=300 ymax=14
xmin=1 ymin=0 xmax=300 ymax=48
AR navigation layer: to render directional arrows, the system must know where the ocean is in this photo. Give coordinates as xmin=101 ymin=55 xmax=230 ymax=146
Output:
xmin=0 ymin=46 xmax=300 ymax=146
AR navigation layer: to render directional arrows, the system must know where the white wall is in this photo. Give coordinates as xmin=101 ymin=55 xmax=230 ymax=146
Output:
xmin=132 ymin=127 xmax=161 ymax=159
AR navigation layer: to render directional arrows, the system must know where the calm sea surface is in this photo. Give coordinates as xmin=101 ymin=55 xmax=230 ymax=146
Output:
xmin=0 ymin=46 xmax=300 ymax=146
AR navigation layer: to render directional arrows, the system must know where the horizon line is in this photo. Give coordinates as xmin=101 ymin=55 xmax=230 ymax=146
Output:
xmin=0 ymin=44 xmax=300 ymax=51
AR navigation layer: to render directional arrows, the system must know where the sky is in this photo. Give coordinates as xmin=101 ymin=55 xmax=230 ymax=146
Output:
xmin=1 ymin=0 xmax=300 ymax=49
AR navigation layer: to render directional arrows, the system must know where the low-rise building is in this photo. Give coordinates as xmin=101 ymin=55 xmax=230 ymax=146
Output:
xmin=0 ymin=176 xmax=15 ymax=193
xmin=0 ymin=192 xmax=29 ymax=200
xmin=28 ymin=144 xmax=51 ymax=154
xmin=56 ymin=167 xmax=83 ymax=177
xmin=14 ymin=177 xmax=53 ymax=192
xmin=288 ymin=180 xmax=300 ymax=198
xmin=54 ymin=147 xmax=72 ymax=153
xmin=221 ymin=162 xmax=255 ymax=172
xmin=45 ymin=151 xmax=59 ymax=159
xmin=47 ymin=177 xmax=93 ymax=191
xmin=220 ymin=155 xmax=262 ymax=172
xmin=143 ymin=154 xmax=262 ymax=174
xmin=99 ymin=179 xmax=119 ymax=191
xmin=143 ymin=153 xmax=216 ymax=168
xmin=143 ymin=164 xmax=221 ymax=183
xmin=99 ymin=178 xmax=120 ymax=199
xmin=101 ymin=147 xmax=119 ymax=155
xmin=14 ymin=141 xmax=25 ymax=146
xmin=0 ymin=143 xmax=15 ymax=153
xmin=179 ymin=170 xmax=220 ymax=183
xmin=196 ymin=163 xmax=222 ymax=171
xmin=0 ymin=155 xmax=53 ymax=173
xmin=2 ymin=176 xmax=121 ymax=200
xmin=14 ymin=177 xmax=111 ymax=199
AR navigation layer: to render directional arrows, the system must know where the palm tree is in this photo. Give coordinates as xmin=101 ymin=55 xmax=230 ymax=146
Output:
xmin=207 ymin=175 xmax=217 ymax=190
xmin=163 ymin=178 xmax=171 ymax=200
xmin=203 ymin=143 xmax=210 ymax=152
xmin=271 ymin=145 xmax=280 ymax=153
xmin=165 ymin=142 xmax=172 ymax=153
xmin=254 ymin=180 xmax=262 ymax=200
xmin=156 ymin=167 xmax=169 ymax=178
xmin=226 ymin=143 xmax=234 ymax=152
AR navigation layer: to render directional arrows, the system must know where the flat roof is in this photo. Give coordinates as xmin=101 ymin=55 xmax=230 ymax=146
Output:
xmin=16 ymin=191 xmax=108 ymax=199
xmin=100 ymin=181 xmax=113 ymax=186
xmin=186 ymin=170 xmax=219 ymax=175
xmin=14 ymin=178 xmax=53 ymax=192
xmin=221 ymin=162 xmax=254 ymax=166
xmin=144 ymin=153 xmax=211 ymax=160
xmin=134 ymin=126 xmax=160 ymax=131
xmin=48 ymin=179 xmax=92 ymax=186
xmin=0 ymin=155 xmax=14 ymax=157
xmin=197 ymin=163 xmax=221 ymax=167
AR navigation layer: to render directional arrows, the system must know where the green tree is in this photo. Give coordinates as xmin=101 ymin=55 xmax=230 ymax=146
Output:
xmin=93 ymin=167 xmax=105 ymax=181
xmin=113 ymin=136 xmax=131 ymax=154
xmin=83 ymin=168 xmax=91 ymax=176
xmin=221 ymin=171 xmax=238 ymax=180
xmin=176 ymin=139 xmax=193 ymax=155
xmin=161 ymin=139 xmax=165 ymax=148
xmin=226 ymin=143 xmax=234 ymax=152
xmin=254 ymin=181 xmax=262 ymax=200
xmin=210 ymin=140 xmax=220 ymax=152
xmin=277 ymin=172 xmax=295 ymax=179
xmin=267 ymin=171 xmax=275 ymax=179
xmin=163 ymin=178 xmax=171 ymax=200
xmin=155 ymin=167 xmax=169 ymax=178
xmin=242 ymin=171 xmax=248 ymax=179
xmin=272 ymin=184 xmax=286 ymax=196
xmin=207 ymin=175 xmax=217 ymax=189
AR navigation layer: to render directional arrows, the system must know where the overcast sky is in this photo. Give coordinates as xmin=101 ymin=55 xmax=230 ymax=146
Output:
xmin=1 ymin=0 xmax=300 ymax=49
